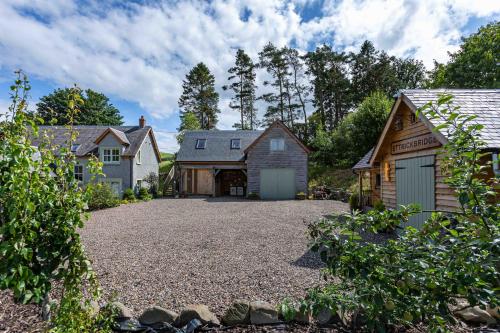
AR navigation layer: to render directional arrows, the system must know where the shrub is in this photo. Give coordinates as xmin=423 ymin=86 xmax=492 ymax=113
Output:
xmin=300 ymin=94 xmax=499 ymax=331
xmin=88 ymin=183 xmax=120 ymax=210
xmin=348 ymin=192 xmax=360 ymax=211
xmin=143 ymin=172 xmax=159 ymax=198
xmin=373 ymin=199 xmax=385 ymax=212
xmin=123 ymin=188 xmax=136 ymax=201
xmin=138 ymin=187 xmax=152 ymax=201
xmin=247 ymin=192 xmax=260 ymax=200
xmin=295 ymin=192 xmax=306 ymax=200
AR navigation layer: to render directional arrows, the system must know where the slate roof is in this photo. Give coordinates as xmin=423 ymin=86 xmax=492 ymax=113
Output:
xmin=352 ymin=147 xmax=374 ymax=170
xmin=401 ymin=89 xmax=500 ymax=149
xmin=176 ymin=130 xmax=264 ymax=162
xmin=31 ymin=125 xmax=152 ymax=158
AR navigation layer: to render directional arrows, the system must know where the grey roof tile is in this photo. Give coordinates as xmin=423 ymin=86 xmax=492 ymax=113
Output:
xmin=176 ymin=130 xmax=264 ymax=162
xmin=401 ymin=89 xmax=500 ymax=149
xmin=352 ymin=148 xmax=373 ymax=170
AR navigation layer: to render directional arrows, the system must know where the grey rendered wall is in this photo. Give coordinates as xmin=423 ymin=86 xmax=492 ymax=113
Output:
xmin=246 ymin=126 xmax=308 ymax=195
xmin=132 ymin=133 xmax=159 ymax=191
xmin=95 ymin=134 xmax=131 ymax=191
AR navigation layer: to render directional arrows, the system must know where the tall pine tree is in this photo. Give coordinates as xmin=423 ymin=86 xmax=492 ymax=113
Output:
xmin=223 ymin=49 xmax=258 ymax=130
xmin=178 ymin=63 xmax=220 ymax=130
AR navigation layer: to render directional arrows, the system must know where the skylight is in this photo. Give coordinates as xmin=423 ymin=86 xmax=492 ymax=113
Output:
xmin=195 ymin=139 xmax=206 ymax=149
xmin=71 ymin=144 xmax=80 ymax=152
xmin=231 ymin=139 xmax=241 ymax=149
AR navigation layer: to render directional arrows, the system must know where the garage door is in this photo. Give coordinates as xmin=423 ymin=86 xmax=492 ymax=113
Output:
xmin=396 ymin=155 xmax=435 ymax=230
xmin=260 ymin=168 xmax=296 ymax=200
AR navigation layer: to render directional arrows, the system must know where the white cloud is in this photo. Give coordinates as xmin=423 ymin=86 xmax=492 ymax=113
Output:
xmin=154 ymin=130 xmax=179 ymax=153
xmin=0 ymin=0 xmax=498 ymax=132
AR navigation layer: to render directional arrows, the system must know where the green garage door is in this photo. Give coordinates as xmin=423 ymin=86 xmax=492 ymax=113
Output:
xmin=396 ymin=155 xmax=435 ymax=230
xmin=260 ymin=168 xmax=296 ymax=200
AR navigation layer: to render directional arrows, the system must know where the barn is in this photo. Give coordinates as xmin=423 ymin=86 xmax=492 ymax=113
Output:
xmin=353 ymin=89 xmax=500 ymax=229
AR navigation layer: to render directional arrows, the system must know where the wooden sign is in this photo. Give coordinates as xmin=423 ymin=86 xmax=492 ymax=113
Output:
xmin=391 ymin=134 xmax=440 ymax=155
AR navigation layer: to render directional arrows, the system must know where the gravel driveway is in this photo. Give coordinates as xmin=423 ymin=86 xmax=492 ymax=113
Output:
xmin=81 ymin=198 xmax=348 ymax=316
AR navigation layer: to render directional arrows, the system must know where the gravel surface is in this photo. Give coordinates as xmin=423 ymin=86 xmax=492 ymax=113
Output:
xmin=80 ymin=198 xmax=348 ymax=316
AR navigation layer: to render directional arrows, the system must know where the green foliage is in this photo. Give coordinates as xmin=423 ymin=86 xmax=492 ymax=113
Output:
xmin=178 ymin=63 xmax=220 ymax=129
xmin=159 ymin=160 xmax=174 ymax=173
xmin=176 ymin=111 xmax=201 ymax=144
xmin=295 ymin=192 xmax=306 ymax=200
xmin=301 ymin=94 xmax=499 ymax=331
xmin=160 ymin=152 xmax=174 ymax=161
xmin=138 ymin=187 xmax=152 ymax=201
xmin=223 ymin=49 xmax=258 ymax=130
xmin=373 ymin=199 xmax=386 ymax=212
xmin=348 ymin=192 xmax=360 ymax=212
xmin=36 ymin=88 xmax=123 ymax=125
xmin=88 ymin=183 xmax=120 ymax=210
xmin=427 ymin=22 xmax=499 ymax=89
xmin=123 ymin=188 xmax=136 ymax=201
xmin=143 ymin=172 xmax=159 ymax=198
xmin=0 ymin=72 xmax=113 ymax=332
xmin=247 ymin=192 xmax=260 ymax=200
xmin=308 ymin=165 xmax=357 ymax=192
xmin=278 ymin=298 xmax=297 ymax=322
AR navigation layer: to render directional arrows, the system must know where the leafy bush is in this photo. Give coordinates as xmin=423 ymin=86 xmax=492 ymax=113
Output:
xmin=143 ymin=172 xmax=159 ymax=198
xmin=138 ymin=187 xmax=152 ymax=200
xmin=373 ymin=199 xmax=386 ymax=211
xmin=247 ymin=192 xmax=260 ymax=200
xmin=88 ymin=183 xmax=120 ymax=210
xmin=348 ymin=192 xmax=360 ymax=211
xmin=122 ymin=188 xmax=136 ymax=201
xmin=300 ymin=94 xmax=499 ymax=331
xmin=0 ymin=72 xmax=114 ymax=332
xmin=295 ymin=192 xmax=306 ymax=200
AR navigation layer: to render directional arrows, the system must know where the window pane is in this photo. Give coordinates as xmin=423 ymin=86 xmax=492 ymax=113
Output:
xmin=196 ymin=139 xmax=206 ymax=149
xmin=231 ymin=139 xmax=240 ymax=149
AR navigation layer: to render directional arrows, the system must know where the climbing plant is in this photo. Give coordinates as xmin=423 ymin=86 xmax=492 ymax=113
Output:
xmin=295 ymin=94 xmax=499 ymax=331
xmin=0 ymin=71 xmax=115 ymax=332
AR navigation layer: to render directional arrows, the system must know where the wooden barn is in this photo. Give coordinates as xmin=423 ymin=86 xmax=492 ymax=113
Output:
xmin=353 ymin=89 xmax=500 ymax=229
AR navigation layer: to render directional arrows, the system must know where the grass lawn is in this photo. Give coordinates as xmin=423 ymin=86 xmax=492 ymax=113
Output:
xmin=160 ymin=152 xmax=174 ymax=173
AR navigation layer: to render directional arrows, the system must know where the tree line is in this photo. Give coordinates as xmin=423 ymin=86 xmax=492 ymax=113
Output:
xmin=177 ymin=22 xmax=498 ymax=166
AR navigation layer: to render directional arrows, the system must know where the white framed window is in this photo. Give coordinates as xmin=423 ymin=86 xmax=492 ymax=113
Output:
xmin=231 ymin=138 xmax=241 ymax=149
xmin=136 ymin=179 xmax=143 ymax=189
xmin=270 ymin=138 xmax=285 ymax=151
xmin=136 ymin=149 xmax=142 ymax=164
xmin=195 ymin=139 xmax=206 ymax=149
xmin=74 ymin=164 xmax=83 ymax=182
xmin=101 ymin=147 xmax=120 ymax=164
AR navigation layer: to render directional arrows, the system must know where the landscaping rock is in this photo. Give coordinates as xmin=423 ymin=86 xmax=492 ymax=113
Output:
xmin=110 ymin=301 xmax=133 ymax=319
xmin=456 ymin=306 xmax=497 ymax=325
xmin=175 ymin=304 xmax=220 ymax=327
xmin=294 ymin=309 xmax=312 ymax=324
xmin=317 ymin=307 xmax=347 ymax=326
xmin=222 ymin=300 xmax=250 ymax=326
xmin=487 ymin=306 xmax=500 ymax=320
xmin=249 ymin=301 xmax=280 ymax=325
xmin=139 ymin=306 xmax=178 ymax=325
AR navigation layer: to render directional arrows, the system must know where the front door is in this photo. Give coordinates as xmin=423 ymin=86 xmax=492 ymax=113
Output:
xmin=396 ymin=155 xmax=435 ymax=230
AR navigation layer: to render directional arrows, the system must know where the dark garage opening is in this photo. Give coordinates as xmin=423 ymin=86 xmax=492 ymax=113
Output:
xmin=215 ymin=169 xmax=246 ymax=196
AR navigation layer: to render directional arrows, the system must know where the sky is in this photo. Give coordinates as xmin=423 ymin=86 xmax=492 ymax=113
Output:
xmin=0 ymin=0 xmax=498 ymax=152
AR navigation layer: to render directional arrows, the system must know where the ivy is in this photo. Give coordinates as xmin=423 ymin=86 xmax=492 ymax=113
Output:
xmin=0 ymin=71 xmax=114 ymax=332
xmin=298 ymin=94 xmax=499 ymax=332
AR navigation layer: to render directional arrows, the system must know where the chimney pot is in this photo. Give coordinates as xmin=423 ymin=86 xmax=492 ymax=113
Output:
xmin=139 ymin=115 xmax=145 ymax=128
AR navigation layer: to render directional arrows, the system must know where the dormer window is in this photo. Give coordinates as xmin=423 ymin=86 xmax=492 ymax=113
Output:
xmin=196 ymin=139 xmax=206 ymax=149
xmin=231 ymin=139 xmax=241 ymax=149
xmin=101 ymin=147 xmax=120 ymax=164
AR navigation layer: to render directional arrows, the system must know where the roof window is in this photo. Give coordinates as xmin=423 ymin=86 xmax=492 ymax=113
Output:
xmin=231 ymin=139 xmax=241 ymax=149
xmin=196 ymin=139 xmax=206 ymax=149
xmin=71 ymin=144 xmax=80 ymax=152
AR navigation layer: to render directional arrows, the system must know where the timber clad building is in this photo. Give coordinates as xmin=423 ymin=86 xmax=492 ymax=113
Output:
xmin=353 ymin=89 xmax=500 ymax=229
xmin=176 ymin=121 xmax=310 ymax=199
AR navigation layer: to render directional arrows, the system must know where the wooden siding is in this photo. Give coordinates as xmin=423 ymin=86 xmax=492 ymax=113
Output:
xmin=372 ymin=101 xmax=459 ymax=212
xmin=246 ymin=125 xmax=308 ymax=195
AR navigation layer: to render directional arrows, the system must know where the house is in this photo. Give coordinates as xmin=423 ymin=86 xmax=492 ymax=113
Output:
xmin=175 ymin=121 xmax=310 ymax=199
xmin=31 ymin=116 xmax=161 ymax=196
xmin=353 ymin=89 xmax=500 ymax=229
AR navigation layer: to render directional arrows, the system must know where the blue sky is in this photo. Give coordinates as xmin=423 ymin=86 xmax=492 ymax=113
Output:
xmin=0 ymin=0 xmax=498 ymax=152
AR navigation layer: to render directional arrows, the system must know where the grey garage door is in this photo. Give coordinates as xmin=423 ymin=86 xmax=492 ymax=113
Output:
xmin=260 ymin=168 xmax=296 ymax=200
xmin=396 ymin=155 xmax=435 ymax=230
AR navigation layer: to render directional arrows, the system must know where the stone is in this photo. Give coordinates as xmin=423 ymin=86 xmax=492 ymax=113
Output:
xmin=175 ymin=304 xmax=220 ymax=327
xmin=294 ymin=309 xmax=312 ymax=324
xmin=222 ymin=300 xmax=250 ymax=326
xmin=249 ymin=301 xmax=280 ymax=325
xmin=456 ymin=306 xmax=497 ymax=325
xmin=139 ymin=306 xmax=178 ymax=325
xmin=317 ymin=308 xmax=347 ymax=326
xmin=487 ymin=306 xmax=500 ymax=320
xmin=110 ymin=301 xmax=133 ymax=319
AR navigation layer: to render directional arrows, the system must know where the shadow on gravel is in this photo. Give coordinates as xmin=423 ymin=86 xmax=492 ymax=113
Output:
xmin=290 ymin=249 xmax=325 ymax=269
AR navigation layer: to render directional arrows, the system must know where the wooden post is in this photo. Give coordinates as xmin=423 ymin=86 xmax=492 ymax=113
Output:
xmin=358 ymin=172 xmax=363 ymax=208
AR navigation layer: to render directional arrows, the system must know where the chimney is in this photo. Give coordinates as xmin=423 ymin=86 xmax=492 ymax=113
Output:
xmin=139 ymin=115 xmax=145 ymax=128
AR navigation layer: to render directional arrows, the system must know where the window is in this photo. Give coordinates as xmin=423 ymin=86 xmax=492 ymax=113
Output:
xmin=136 ymin=179 xmax=143 ymax=188
xmin=375 ymin=173 xmax=381 ymax=188
xmin=409 ymin=113 xmax=418 ymax=124
xmin=231 ymin=139 xmax=241 ymax=149
xmin=195 ymin=139 xmax=206 ymax=149
xmin=394 ymin=116 xmax=403 ymax=131
xmin=136 ymin=149 xmax=142 ymax=164
xmin=102 ymin=148 xmax=120 ymax=164
xmin=270 ymin=138 xmax=285 ymax=151
xmin=74 ymin=165 xmax=83 ymax=182
xmin=71 ymin=144 xmax=80 ymax=153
